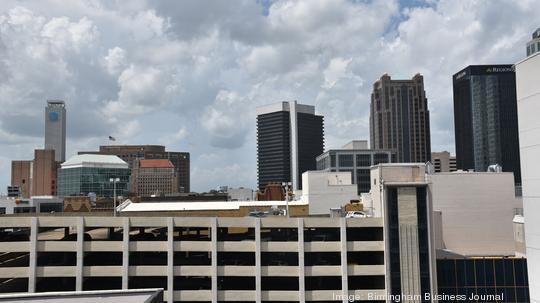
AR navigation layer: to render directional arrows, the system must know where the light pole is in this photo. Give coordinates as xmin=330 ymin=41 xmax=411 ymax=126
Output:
xmin=282 ymin=182 xmax=292 ymax=217
xmin=110 ymin=177 xmax=120 ymax=217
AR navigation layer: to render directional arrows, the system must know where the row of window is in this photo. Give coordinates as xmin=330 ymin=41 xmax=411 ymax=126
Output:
xmin=0 ymin=227 xmax=383 ymax=242
xmin=1 ymin=251 xmax=384 ymax=267
xmin=437 ymin=258 xmax=529 ymax=303
xmin=0 ymin=275 xmax=385 ymax=293
xmin=320 ymin=153 xmax=391 ymax=169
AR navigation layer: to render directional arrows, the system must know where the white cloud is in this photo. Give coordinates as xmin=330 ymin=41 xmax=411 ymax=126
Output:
xmin=130 ymin=9 xmax=169 ymax=41
xmin=201 ymin=90 xmax=251 ymax=149
xmin=41 ymin=16 xmax=98 ymax=53
xmin=103 ymin=46 xmax=127 ymax=75
xmin=0 ymin=0 xmax=538 ymax=193
xmin=103 ymin=64 xmax=180 ymax=121
xmin=323 ymin=57 xmax=353 ymax=89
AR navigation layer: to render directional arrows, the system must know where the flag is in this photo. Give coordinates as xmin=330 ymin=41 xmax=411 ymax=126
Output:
xmin=108 ymin=136 xmax=116 ymax=141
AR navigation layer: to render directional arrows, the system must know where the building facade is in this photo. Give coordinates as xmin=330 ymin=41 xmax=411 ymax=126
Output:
xmin=11 ymin=160 xmax=32 ymax=198
xmin=301 ymin=171 xmax=359 ymax=215
xmin=430 ymin=151 xmax=456 ymax=173
xmin=370 ymin=164 xmax=438 ymax=300
xmin=527 ymin=28 xmax=540 ymax=57
xmin=45 ymin=100 xmax=66 ymax=162
xmin=257 ymin=101 xmax=324 ymax=191
xmin=516 ymin=52 xmax=540 ymax=302
xmin=437 ymin=258 xmax=529 ymax=301
xmin=226 ymin=187 xmax=255 ymax=201
xmin=453 ymin=65 xmax=521 ymax=184
xmin=11 ymin=150 xmax=58 ymax=198
xmin=0 ymin=216 xmax=387 ymax=303
xmin=369 ymin=74 xmax=431 ymax=163
xmin=132 ymin=159 xmax=178 ymax=197
xmin=316 ymin=140 xmax=394 ymax=194
xmin=80 ymin=145 xmax=190 ymax=193
xmin=57 ymin=154 xmax=130 ymax=198
xmin=430 ymin=171 xmax=518 ymax=256
xmin=32 ymin=149 xmax=57 ymax=196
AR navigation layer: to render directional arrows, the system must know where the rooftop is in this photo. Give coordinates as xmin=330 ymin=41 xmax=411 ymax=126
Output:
xmin=256 ymin=101 xmax=316 ymax=116
xmin=139 ymin=159 xmax=174 ymax=169
xmin=117 ymin=199 xmax=308 ymax=212
xmin=61 ymin=154 xmax=128 ymax=169
xmin=47 ymin=100 xmax=65 ymax=105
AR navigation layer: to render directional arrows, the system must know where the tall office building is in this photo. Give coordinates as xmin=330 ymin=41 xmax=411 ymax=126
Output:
xmin=526 ymin=28 xmax=540 ymax=57
xmin=257 ymin=101 xmax=324 ymax=191
xmin=516 ymin=51 xmax=540 ymax=302
xmin=453 ymin=65 xmax=521 ymax=184
xmin=80 ymin=145 xmax=190 ymax=193
xmin=369 ymin=73 xmax=431 ymax=163
xmin=45 ymin=100 xmax=66 ymax=162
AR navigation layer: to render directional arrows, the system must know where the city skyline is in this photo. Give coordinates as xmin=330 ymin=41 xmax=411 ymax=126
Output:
xmin=0 ymin=0 xmax=538 ymax=193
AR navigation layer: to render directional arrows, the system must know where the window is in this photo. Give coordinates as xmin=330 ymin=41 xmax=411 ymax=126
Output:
xmin=338 ymin=154 xmax=354 ymax=167
xmin=374 ymin=153 xmax=389 ymax=165
xmin=356 ymin=154 xmax=371 ymax=167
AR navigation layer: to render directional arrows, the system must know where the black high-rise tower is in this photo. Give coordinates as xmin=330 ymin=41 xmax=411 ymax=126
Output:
xmin=256 ymin=101 xmax=324 ymax=191
xmin=453 ymin=65 xmax=521 ymax=184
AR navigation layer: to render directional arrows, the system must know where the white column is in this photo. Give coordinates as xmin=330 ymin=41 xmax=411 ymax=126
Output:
xmin=297 ymin=218 xmax=305 ymax=303
xmin=211 ymin=218 xmax=218 ymax=303
xmin=255 ymin=219 xmax=261 ymax=303
xmin=76 ymin=217 xmax=84 ymax=291
xmin=122 ymin=217 xmax=130 ymax=289
xmin=167 ymin=217 xmax=174 ymax=303
xmin=289 ymin=101 xmax=299 ymax=190
xmin=28 ymin=217 xmax=38 ymax=293
xmin=340 ymin=218 xmax=348 ymax=301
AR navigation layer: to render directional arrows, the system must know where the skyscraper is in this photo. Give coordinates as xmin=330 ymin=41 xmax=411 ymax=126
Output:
xmin=45 ymin=100 xmax=66 ymax=162
xmin=256 ymin=101 xmax=324 ymax=191
xmin=369 ymin=73 xmax=431 ymax=163
xmin=526 ymin=28 xmax=540 ymax=57
xmin=453 ymin=65 xmax=521 ymax=184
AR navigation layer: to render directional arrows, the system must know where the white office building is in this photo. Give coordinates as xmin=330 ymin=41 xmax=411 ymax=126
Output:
xmin=516 ymin=50 xmax=540 ymax=302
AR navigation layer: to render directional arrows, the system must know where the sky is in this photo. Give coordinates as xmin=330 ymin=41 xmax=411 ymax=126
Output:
xmin=0 ymin=0 xmax=538 ymax=193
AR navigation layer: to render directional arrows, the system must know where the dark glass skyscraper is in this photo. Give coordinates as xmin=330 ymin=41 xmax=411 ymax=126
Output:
xmin=370 ymin=74 xmax=431 ymax=163
xmin=256 ymin=101 xmax=324 ymax=191
xmin=453 ymin=65 xmax=521 ymax=184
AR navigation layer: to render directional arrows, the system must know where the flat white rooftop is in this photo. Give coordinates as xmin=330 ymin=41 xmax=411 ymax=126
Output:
xmin=256 ymin=101 xmax=315 ymax=116
xmin=62 ymin=154 xmax=128 ymax=169
xmin=118 ymin=199 xmax=308 ymax=212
